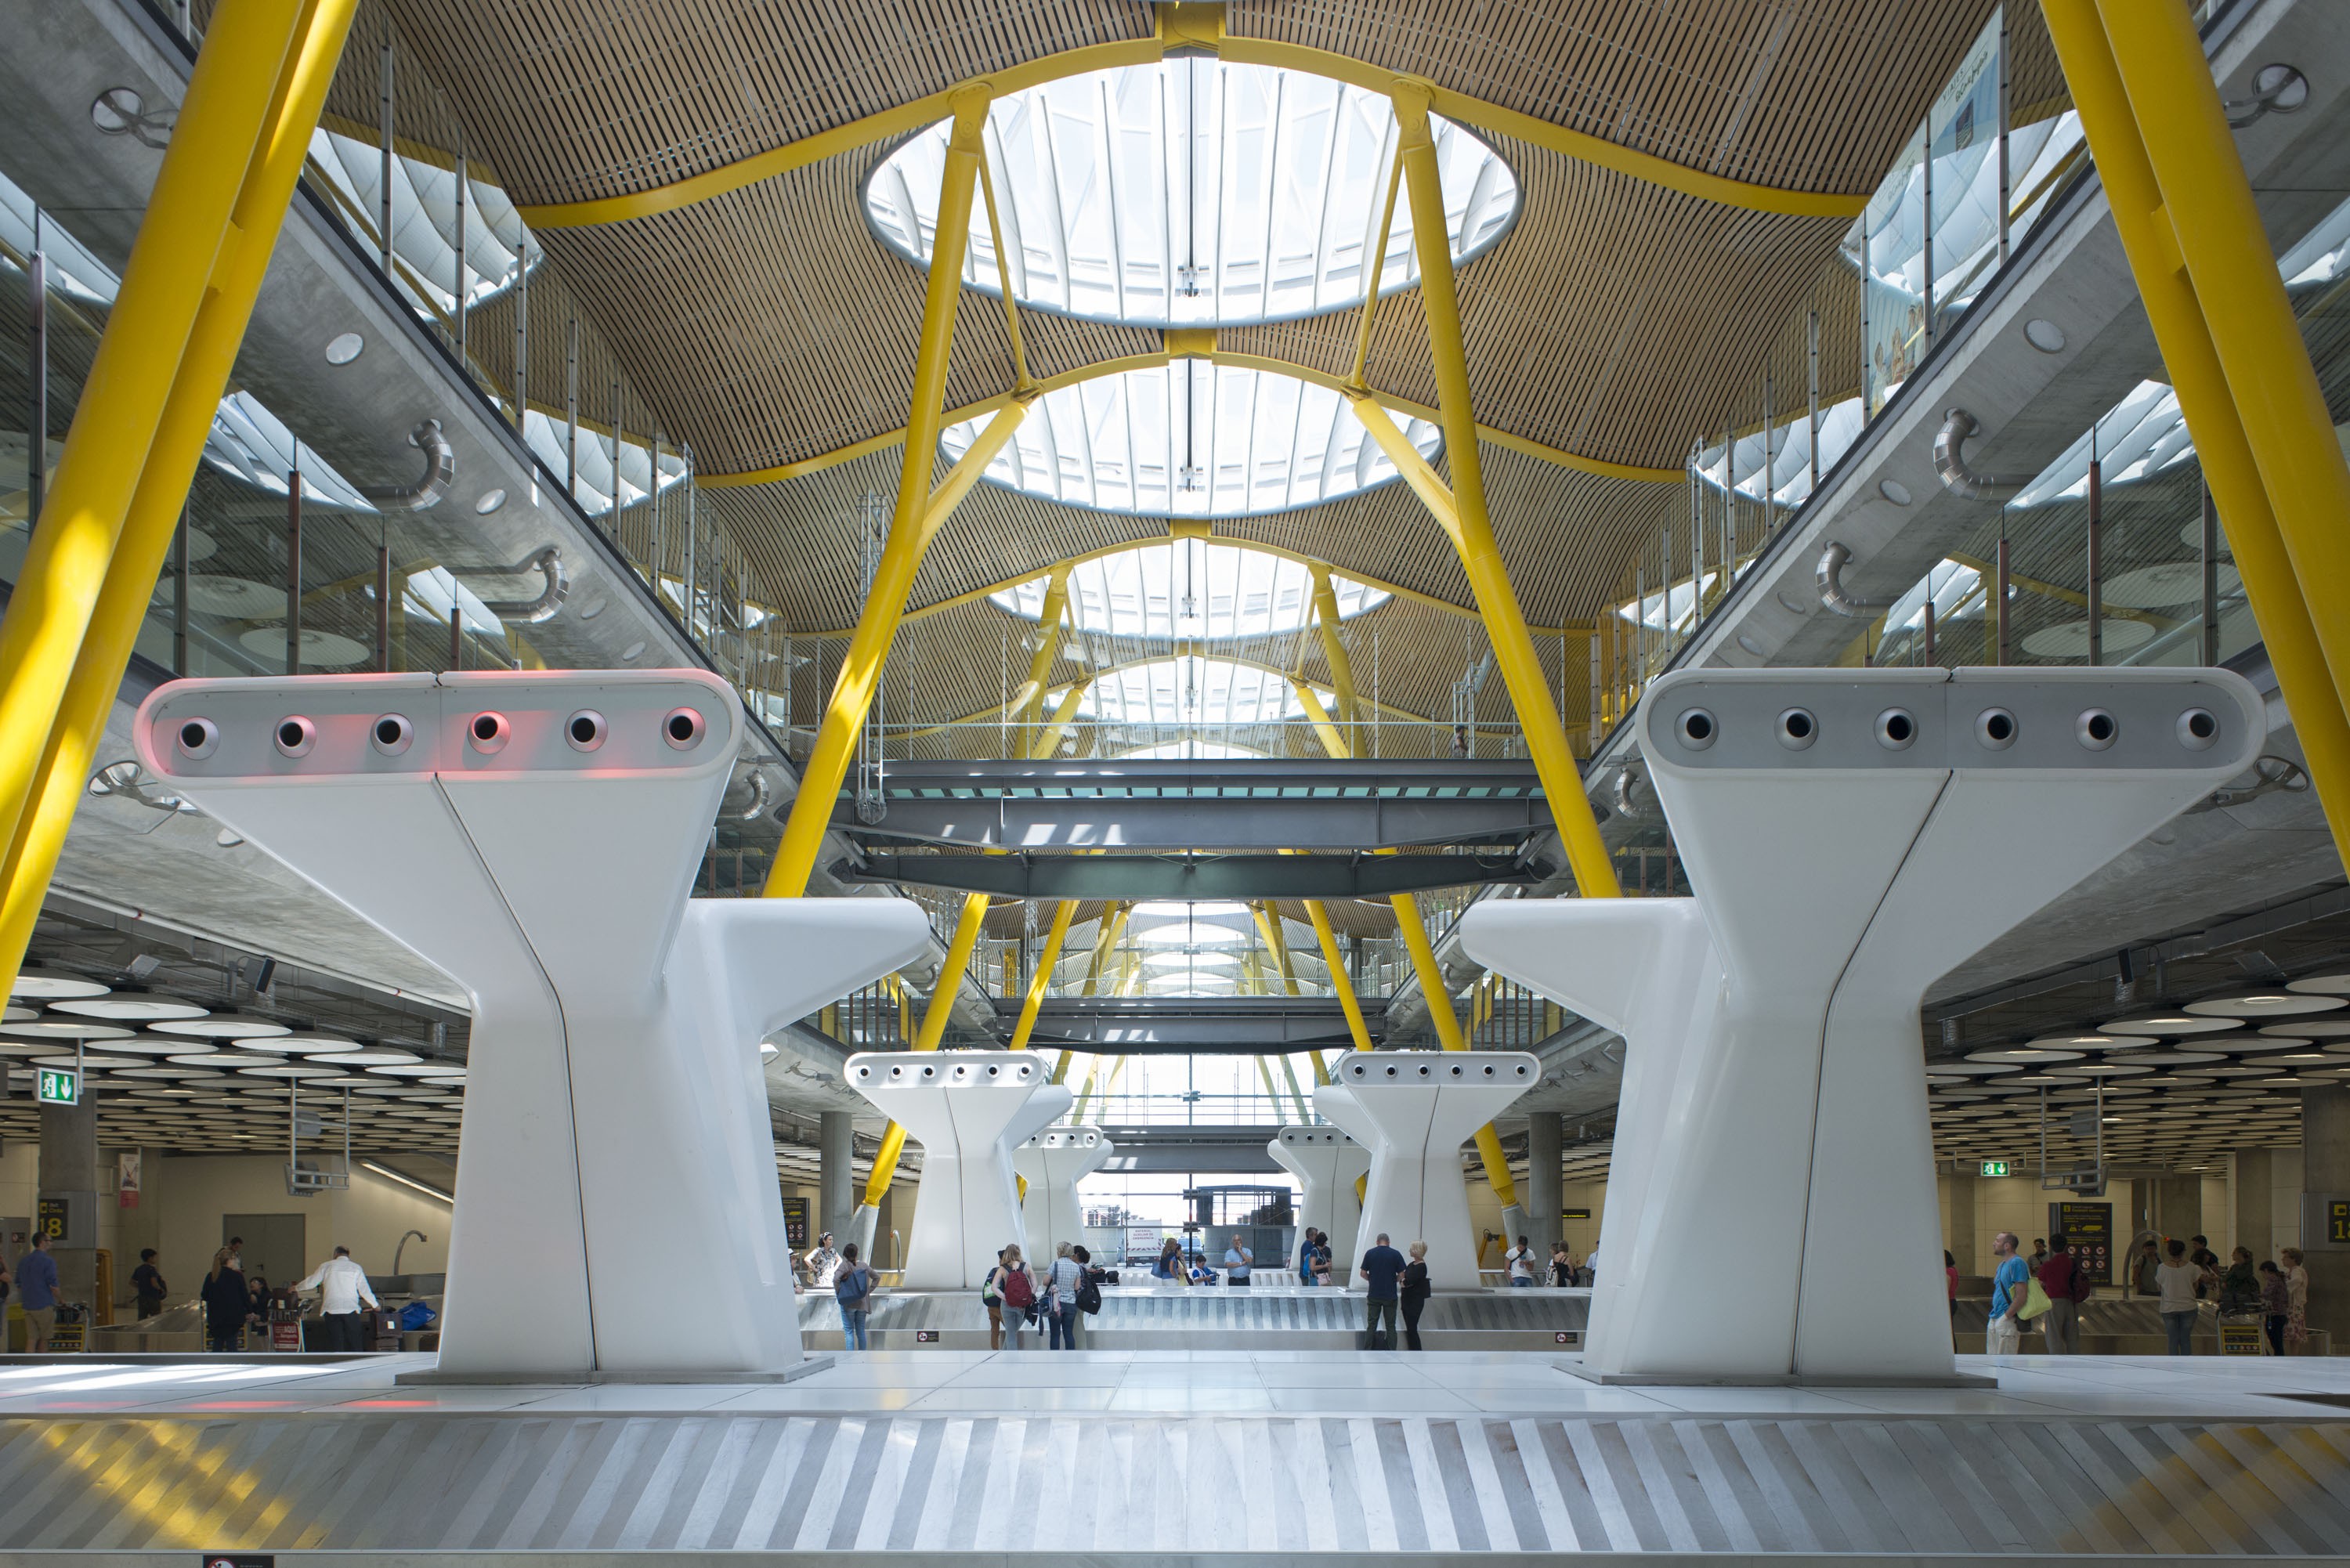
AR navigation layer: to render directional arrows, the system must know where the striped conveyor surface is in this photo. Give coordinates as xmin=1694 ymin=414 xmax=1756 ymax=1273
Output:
xmin=2 ymin=1411 xmax=2347 ymax=1554
xmin=798 ymin=1288 xmax=1590 ymax=1337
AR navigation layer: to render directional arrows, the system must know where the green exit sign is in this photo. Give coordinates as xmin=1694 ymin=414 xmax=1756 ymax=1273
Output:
xmin=36 ymin=1068 xmax=78 ymax=1106
xmin=1981 ymin=1159 xmax=2011 ymax=1177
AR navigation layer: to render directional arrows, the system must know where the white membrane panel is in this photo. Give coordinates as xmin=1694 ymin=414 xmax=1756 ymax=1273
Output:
xmin=1316 ymin=1051 xmax=1537 ymax=1287
xmin=1268 ymin=1125 xmax=1369 ymax=1277
xmin=136 ymin=672 xmax=929 ymax=1377
xmin=1462 ymin=667 xmax=2263 ymax=1382
xmin=1014 ymin=1125 xmax=1112 ymax=1263
xmin=847 ymin=1051 xmax=1072 ymax=1287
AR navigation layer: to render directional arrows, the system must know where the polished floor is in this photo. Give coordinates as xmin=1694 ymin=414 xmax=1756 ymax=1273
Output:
xmin=0 ymin=1351 xmax=2348 ymax=1555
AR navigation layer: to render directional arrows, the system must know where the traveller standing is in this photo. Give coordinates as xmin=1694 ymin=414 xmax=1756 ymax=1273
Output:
xmin=2029 ymin=1237 xmax=2048 ymax=1272
xmin=1312 ymin=1235 xmax=1332 ymax=1287
xmin=1551 ymin=1242 xmax=1575 ymax=1288
xmin=1505 ymin=1236 xmax=1536 ymax=1288
xmin=999 ymin=1243 xmax=1037 ymax=1346
xmin=2284 ymin=1247 xmax=2311 ymax=1352
xmin=296 ymin=1245 xmax=380 ymax=1353
xmin=2218 ymin=1246 xmax=2261 ymax=1317
xmin=1401 ymin=1241 xmax=1432 ymax=1349
xmin=132 ymin=1249 xmax=168 ymax=1319
xmin=2261 ymin=1262 xmax=2290 ymax=1355
xmin=2157 ymin=1237 xmax=2199 ymax=1355
xmin=2133 ymin=1238 xmax=2163 ymax=1299
xmin=833 ymin=1241 xmax=874 ymax=1350
xmin=2189 ymin=1235 xmax=2220 ymax=1299
xmin=1358 ymin=1232 xmax=1407 ymax=1350
xmin=1298 ymin=1229 xmax=1318 ymax=1285
xmin=2037 ymin=1232 xmax=2085 ymax=1354
xmin=1987 ymin=1231 xmax=2028 ymax=1356
xmin=981 ymin=1248 xmax=1010 ymax=1350
xmin=1152 ymin=1237 xmax=1185 ymax=1284
xmin=1044 ymin=1242 xmax=1083 ymax=1349
xmin=1224 ymin=1235 xmax=1252 ymax=1288
xmin=17 ymin=1233 xmax=60 ymax=1353
xmin=202 ymin=1248 xmax=248 ymax=1353
xmin=1946 ymin=1250 xmax=1959 ymax=1321
xmin=804 ymin=1232 xmax=841 ymax=1292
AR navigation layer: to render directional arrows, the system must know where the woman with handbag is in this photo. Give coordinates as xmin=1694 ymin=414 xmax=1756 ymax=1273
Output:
xmin=998 ymin=1244 xmax=1038 ymax=1348
xmin=981 ymin=1248 xmax=1010 ymax=1350
xmin=1400 ymin=1241 xmax=1433 ymax=1350
xmin=833 ymin=1242 xmax=875 ymax=1350
xmin=1043 ymin=1242 xmax=1083 ymax=1349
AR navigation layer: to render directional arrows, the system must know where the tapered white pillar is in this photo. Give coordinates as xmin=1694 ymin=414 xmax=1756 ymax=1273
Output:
xmin=1464 ymin=667 xmax=2263 ymax=1382
xmin=137 ymin=671 xmax=929 ymax=1378
xmin=846 ymin=1051 xmax=1072 ymax=1288
xmin=1015 ymin=1125 xmax=1112 ymax=1263
xmin=1268 ymin=1126 xmax=1368 ymax=1279
xmin=1315 ymin=1051 xmax=1538 ymax=1288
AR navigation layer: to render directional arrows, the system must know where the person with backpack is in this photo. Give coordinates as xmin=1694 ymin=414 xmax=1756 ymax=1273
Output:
xmin=1069 ymin=1245 xmax=1104 ymax=1346
xmin=1043 ymin=1242 xmax=1084 ymax=1349
xmin=981 ymin=1248 xmax=1010 ymax=1349
xmin=132 ymin=1249 xmax=168 ymax=1319
xmin=997 ymin=1244 xmax=1038 ymax=1347
xmin=2036 ymin=1231 xmax=2088 ymax=1354
xmin=833 ymin=1241 xmax=875 ymax=1349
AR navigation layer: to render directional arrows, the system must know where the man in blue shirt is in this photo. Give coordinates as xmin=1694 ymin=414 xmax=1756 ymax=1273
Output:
xmin=1358 ymin=1232 xmax=1408 ymax=1349
xmin=1987 ymin=1230 xmax=2028 ymax=1357
xmin=16 ymin=1234 xmax=60 ymax=1352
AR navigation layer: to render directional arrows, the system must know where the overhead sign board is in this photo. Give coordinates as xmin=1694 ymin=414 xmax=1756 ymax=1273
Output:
xmin=2305 ymin=1194 xmax=2350 ymax=1249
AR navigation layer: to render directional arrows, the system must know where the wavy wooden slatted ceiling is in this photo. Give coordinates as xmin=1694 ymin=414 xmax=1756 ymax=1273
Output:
xmin=351 ymin=0 xmax=2037 ymax=736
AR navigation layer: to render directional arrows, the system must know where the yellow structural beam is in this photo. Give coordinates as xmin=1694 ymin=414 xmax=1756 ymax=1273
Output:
xmin=1310 ymin=564 xmax=1361 ymax=739
xmin=1007 ymin=899 xmax=1077 ymax=1051
xmin=2041 ymin=2 xmax=2350 ymax=868
xmin=1012 ymin=562 xmax=1071 ymax=750
xmin=1080 ymin=902 xmax=1131 ymax=996
xmin=0 ymin=0 xmax=361 ymax=988
xmin=761 ymin=89 xmax=1007 ymax=899
xmin=1251 ymin=902 xmax=1302 ymax=996
xmin=515 ymin=5 xmax=1860 ymax=230
xmin=2097 ymin=3 xmax=2350 ymax=717
xmin=0 ymin=0 xmax=313 ymax=912
xmin=1350 ymin=149 xmax=1405 ymax=389
xmin=1025 ymin=676 xmax=1090 ymax=760
xmin=1388 ymin=85 xmax=1623 ymax=903
xmin=1390 ymin=890 xmax=1520 ymax=1209
xmin=1289 ymin=678 xmax=1352 ymax=762
xmin=1307 ymin=900 xmax=1373 ymax=1064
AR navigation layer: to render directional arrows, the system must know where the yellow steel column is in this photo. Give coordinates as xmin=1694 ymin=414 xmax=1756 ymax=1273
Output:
xmin=765 ymin=87 xmax=1000 ymax=898
xmin=1310 ymin=565 xmax=1360 ymax=738
xmin=2041 ymin=2 xmax=2350 ymax=864
xmin=1307 ymin=900 xmax=1373 ymax=1060
xmin=2099 ymin=0 xmax=2350 ymax=686
xmin=1013 ymin=563 xmax=1072 ymax=752
xmin=1026 ymin=677 xmax=1090 ymax=760
xmin=1386 ymin=84 xmax=1622 ymax=902
xmin=1391 ymin=891 xmax=1520 ymax=1210
xmin=1007 ymin=899 xmax=1077 ymax=1050
xmin=0 ymin=0 xmax=358 ymax=984
xmin=1289 ymin=679 xmax=1350 ymax=761
xmin=1251 ymin=902 xmax=1302 ymax=995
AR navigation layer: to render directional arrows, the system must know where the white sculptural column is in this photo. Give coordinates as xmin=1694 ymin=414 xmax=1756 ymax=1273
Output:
xmin=1015 ymin=1125 xmax=1112 ymax=1264
xmin=1314 ymin=1051 xmax=1538 ymax=1288
xmin=1463 ymin=667 xmax=2264 ymax=1383
xmin=845 ymin=1050 xmax=1072 ymax=1287
xmin=1267 ymin=1126 xmax=1368 ymax=1280
xmin=138 ymin=670 xmax=929 ymax=1378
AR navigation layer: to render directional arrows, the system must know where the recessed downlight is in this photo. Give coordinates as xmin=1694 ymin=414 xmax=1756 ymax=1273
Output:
xmin=474 ymin=489 xmax=508 ymax=515
xmin=324 ymin=332 xmax=364 ymax=366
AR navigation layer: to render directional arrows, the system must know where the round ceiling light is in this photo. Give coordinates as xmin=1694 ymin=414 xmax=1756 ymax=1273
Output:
xmin=46 ymin=996 xmax=211 ymax=1022
xmin=6 ymin=970 xmax=110 ymax=1000
xmin=941 ymin=363 xmax=1438 ymax=518
xmin=0 ymin=1019 xmax=133 ymax=1040
xmin=147 ymin=1014 xmax=293 ymax=1039
xmin=2104 ymin=1050 xmax=2224 ymax=1067
xmin=164 ymin=1050 xmax=281 ymax=1069
xmin=1965 ymin=1047 xmax=2083 ymax=1064
xmin=310 ymin=1047 xmax=421 ymax=1066
xmin=867 ymin=60 xmax=1519 ymax=328
xmin=2289 ymin=973 xmax=2350 ymax=995
xmin=2099 ymin=1013 xmax=2243 ymax=1037
xmin=2184 ymin=992 xmax=2348 ymax=1018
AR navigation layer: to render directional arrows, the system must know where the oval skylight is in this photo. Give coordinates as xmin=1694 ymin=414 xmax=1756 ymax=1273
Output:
xmin=991 ymin=540 xmax=1386 ymax=638
xmin=866 ymin=60 xmax=1520 ymax=327
xmin=941 ymin=363 xmax=1438 ymax=517
xmin=1076 ymin=655 xmax=1330 ymax=730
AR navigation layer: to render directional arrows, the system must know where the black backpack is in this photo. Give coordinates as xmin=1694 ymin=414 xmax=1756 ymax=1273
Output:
xmin=1076 ymin=1269 xmax=1102 ymax=1315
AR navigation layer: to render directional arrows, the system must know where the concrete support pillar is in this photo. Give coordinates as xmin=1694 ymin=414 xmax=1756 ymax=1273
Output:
xmin=2303 ymin=1089 xmax=2350 ymax=1344
xmin=1525 ymin=1112 xmax=1563 ymax=1261
xmin=38 ymin=1099 xmax=97 ymax=1309
xmin=2232 ymin=1147 xmax=2273 ymax=1264
xmin=818 ymin=1111 xmax=854 ymax=1245
xmin=1945 ymin=1172 xmax=1977 ymax=1277
xmin=2155 ymin=1174 xmax=2202 ymax=1243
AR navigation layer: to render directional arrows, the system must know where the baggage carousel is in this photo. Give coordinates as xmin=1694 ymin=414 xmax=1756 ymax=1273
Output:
xmin=794 ymin=1284 xmax=1590 ymax=1350
xmin=0 ymin=1348 xmax=2346 ymax=1558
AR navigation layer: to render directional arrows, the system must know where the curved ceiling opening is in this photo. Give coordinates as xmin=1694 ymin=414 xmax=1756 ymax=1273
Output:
xmin=1074 ymin=654 xmax=1330 ymax=729
xmin=940 ymin=363 xmax=1439 ymax=517
xmin=990 ymin=539 xmax=1388 ymax=638
xmin=865 ymin=60 xmax=1520 ymax=327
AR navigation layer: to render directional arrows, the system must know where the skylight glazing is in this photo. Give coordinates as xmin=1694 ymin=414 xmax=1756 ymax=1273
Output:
xmin=866 ymin=60 xmax=1520 ymax=327
xmin=989 ymin=540 xmax=1386 ymax=638
xmin=940 ymin=363 xmax=1437 ymax=517
xmin=1075 ymin=655 xmax=1328 ymax=729
xmin=307 ymin=128 xmax=530 ymax=319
